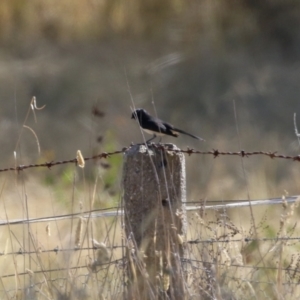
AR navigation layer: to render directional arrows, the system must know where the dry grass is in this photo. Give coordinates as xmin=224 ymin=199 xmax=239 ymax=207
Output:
xmin=0 ymin=171 xmax=124 ymax=299
xmin=1 ymin=98 xmax=300 ymax=299
xmin=186 ymin=197 xmax=300 ymax=299
xmin=1 ymin=143 xmax=300 ymax=299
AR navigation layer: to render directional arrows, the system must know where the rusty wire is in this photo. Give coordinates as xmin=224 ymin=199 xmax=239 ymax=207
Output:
xmin=0 ymin=144 xmax=300 ymax=173
xmin=0 ymin=148 xmax=128 ymax=173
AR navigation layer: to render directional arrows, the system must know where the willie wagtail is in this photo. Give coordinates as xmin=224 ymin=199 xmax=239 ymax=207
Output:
xmin=131 ymin=108 xmax=205 ymax=142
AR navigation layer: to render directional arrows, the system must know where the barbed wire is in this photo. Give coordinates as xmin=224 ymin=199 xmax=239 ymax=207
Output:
xmin=1 ymin=254 xmax=299 ymax=281
xmin=0 ymin=245 xmax=124 ymax=257
xmin=0 ymin=258 xmax=124 ymax=279
xmin=0 ymin=148 xmax=127 ymax=173
xmin=187 ymin=236 xmax=300 ymax=244
xmin=1 ymin=144 xmax=300 ymax=173
xmin=0 ymin=235 xmax=299 ymax=258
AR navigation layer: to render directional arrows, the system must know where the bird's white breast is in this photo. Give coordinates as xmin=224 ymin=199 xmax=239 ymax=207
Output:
xmin=142 ymin=128 xmax=166 ymax=136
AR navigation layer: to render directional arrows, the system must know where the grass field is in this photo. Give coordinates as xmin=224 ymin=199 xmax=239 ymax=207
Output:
xmin=1 ymin=1 xmax=300 ymax=298
xmin=0 ymin=113 xmax=300 ymax=299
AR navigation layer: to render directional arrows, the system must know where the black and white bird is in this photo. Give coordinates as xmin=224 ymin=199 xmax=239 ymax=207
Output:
xmin=131 ymin=108 xmax=205 ymax=142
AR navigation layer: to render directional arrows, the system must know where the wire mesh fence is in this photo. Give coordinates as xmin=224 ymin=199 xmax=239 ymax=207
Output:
xmin=0 ymin=146 xmax=300 ymax=299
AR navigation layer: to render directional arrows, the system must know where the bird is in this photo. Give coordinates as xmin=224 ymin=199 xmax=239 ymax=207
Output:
xmin=131 ymin=108 xmax=205 ymax=142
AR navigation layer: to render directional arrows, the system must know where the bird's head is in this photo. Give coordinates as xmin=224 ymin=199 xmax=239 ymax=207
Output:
xmin=131 ymin=108 xmax=146 ymax=120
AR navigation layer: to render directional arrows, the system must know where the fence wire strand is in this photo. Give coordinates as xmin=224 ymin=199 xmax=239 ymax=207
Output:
xmin=1 ymin=145 xmax=300 ymax=173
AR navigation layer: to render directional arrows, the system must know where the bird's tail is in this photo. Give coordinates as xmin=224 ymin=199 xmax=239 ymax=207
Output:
xmin=173 ymin=128 xmax=205 ymax=141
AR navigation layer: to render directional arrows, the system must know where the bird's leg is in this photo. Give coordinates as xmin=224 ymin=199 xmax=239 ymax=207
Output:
xmin=146 ymin=134 xmax=156 ymax=143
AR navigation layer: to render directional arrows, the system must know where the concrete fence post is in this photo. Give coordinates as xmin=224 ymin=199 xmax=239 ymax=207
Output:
xmin=122 ymin=143 xmax=187 ymax=299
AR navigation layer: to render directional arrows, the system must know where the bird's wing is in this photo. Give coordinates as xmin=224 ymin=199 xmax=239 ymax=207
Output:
xmin=147 ymin=117 xmax=167 ymax=131
xmin=161 ymin=121 xmax=179 ymax=137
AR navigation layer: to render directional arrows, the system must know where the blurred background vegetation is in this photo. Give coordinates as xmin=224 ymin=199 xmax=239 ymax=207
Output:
xmin=1 ymin=0 xmax=300 ymax=200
